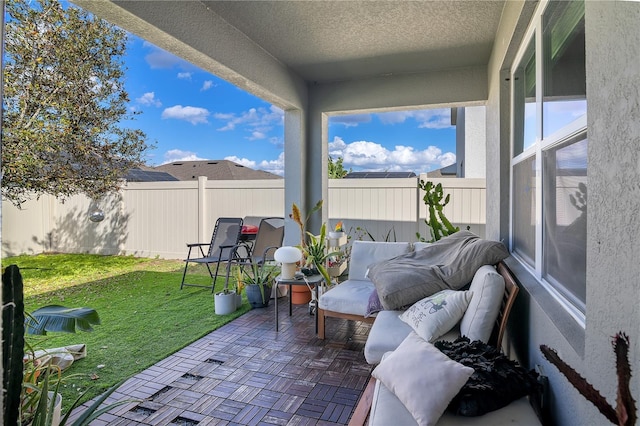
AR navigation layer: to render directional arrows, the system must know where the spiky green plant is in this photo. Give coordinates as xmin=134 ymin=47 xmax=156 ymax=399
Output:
xmin=241 ymin=263 xmax=276 ymax=305
xmin=417 ymin=180 xmax=462 ymax=242
xmin=541 ymin=332 xmax=636 ymax=426
xmin=302 ymin=223 xmax=340 ymax=286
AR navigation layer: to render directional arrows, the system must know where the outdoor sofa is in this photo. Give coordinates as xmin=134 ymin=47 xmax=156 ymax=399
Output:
xmin=317 ymin=232 xmax=542 ymax=425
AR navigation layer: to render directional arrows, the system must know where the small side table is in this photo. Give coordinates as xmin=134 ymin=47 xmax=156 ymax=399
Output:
xmin=274 ymin=274 xmax=324 ymax=332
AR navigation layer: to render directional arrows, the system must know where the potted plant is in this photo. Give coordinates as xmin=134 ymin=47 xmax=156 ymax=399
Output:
xmin=214 ymin=286 xmax=237 ymax=315
xmin=328 ymin=221 xmax=346 ymax=239
xmin=234 ymin=268 xmax=244 ymax=308
xmin=290 ymin=201 xmax=341 ymax=303
xmin=242 ymin=263 xmax=276 ymax=308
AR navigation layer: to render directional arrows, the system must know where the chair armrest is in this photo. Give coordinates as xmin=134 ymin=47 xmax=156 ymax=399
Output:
xmin=259 ymin=245 xmax=280 ymax=262
xmin=186 ymin=242 xmax=209 ymax=247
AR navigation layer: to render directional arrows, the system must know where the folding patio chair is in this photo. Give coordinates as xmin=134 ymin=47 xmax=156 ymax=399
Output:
xmin=181 ymin=217 xmax=244 ymax=292
xmin=243 ymin=217 xmax=285 ymax=264
xmin=224 ymin=217 xmax=285 ymax=288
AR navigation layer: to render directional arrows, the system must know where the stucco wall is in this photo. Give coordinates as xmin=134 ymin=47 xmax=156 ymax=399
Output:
xmin=584 ymin=0 xmax=640 ymax=410
xmin=463 ymin=106 xmax=486 ymax=178
xmin=487 ymin=2 xmax=640 ymax=425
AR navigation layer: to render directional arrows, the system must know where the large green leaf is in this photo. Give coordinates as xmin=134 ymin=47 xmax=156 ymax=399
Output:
xmin=26 ymin=305 xmax=101 ymax=335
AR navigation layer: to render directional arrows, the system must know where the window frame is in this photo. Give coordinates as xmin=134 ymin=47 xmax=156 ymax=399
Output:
xmin=509 ymin=0 xmax=587 ymax=328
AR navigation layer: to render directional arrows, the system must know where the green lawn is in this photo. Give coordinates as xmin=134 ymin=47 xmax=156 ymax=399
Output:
xmin=3 ymin=253 xmax=251 ymax=411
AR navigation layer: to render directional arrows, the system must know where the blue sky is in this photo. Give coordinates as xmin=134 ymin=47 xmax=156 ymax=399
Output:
xmin=124 ymin=36 xmax=457 ymax=176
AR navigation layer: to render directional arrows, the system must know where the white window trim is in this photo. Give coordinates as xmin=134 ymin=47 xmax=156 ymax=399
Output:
xmin=509 ymin=0 xmax=587 ymax=328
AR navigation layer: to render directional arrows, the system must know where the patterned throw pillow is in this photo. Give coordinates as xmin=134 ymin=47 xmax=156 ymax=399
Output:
xmin=399 ymin=289 xmax=472 ymax=342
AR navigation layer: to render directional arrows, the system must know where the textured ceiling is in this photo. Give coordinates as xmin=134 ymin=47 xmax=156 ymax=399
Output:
xmin=201 ymin=1 xmax=505 ymax=82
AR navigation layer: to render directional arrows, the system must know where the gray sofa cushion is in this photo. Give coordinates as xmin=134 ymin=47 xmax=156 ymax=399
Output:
xmin=317 ymin=279 xmax=374 ymax=316
xmin=349 ymin=241 xmax=412 ymax=280
xmin=367 ymin=231 xmax=509 ymax=310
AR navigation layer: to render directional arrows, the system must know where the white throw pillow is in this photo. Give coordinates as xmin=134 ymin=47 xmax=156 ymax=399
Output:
xmin=399 ymin=289 xmax=472 ymax=342
xmin=371 ymin=332 xmax=474 ymax=426
xmin=460 ymin=265 xmax=505 ymax=343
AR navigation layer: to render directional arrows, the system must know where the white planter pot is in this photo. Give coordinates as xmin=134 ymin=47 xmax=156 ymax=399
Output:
xmin=214 ymin=291 xmax=237 ymax=315
xmin=49 ymin=391 xmax=62 ymax=426
xmin=328 ymin=231 xmax=346 ymax=239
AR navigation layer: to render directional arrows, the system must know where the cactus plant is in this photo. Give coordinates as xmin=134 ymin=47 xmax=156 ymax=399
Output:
xmin=417 ymin=180 xmax=462 ymax=242
xmin=3 ymin=265 xmax=25 ymax=425
xmin=540 ymin=332 xmax=636 ymax=426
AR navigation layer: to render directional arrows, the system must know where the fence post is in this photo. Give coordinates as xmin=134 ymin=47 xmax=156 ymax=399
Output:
xmin=198 ymin=176 xmax=207 ymax=243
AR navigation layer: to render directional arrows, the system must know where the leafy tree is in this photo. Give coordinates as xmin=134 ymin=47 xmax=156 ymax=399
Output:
xmin=2 ymin=0 xmax=149 ymax=207
xmin=328 ymin=155 xmax=351 ymax=179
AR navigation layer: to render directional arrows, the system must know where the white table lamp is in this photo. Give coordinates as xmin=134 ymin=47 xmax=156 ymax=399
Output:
xmin=274 ymin=246 xmax=303 ymax=279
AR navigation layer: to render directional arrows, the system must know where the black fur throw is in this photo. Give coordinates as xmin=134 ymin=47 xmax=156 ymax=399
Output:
xmin=434 ymin=337 xmax=540 ymax=417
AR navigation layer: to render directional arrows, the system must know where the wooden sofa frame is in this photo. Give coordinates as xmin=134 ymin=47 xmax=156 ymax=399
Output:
xmin=345 ymin=260 xmax=520 ymax=425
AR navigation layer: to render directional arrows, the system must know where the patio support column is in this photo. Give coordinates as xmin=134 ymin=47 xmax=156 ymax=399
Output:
xmin=283 ymin=109 xmax=306 ymax=246
xmin=304 ymin=102 xmax=327 ymax=236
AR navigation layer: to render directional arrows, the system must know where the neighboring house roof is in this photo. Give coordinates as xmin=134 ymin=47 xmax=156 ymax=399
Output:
xmin=125 ymin=166 xmax=179 ymax=182
xmin=344 ymin=171 xmax=417 ymax=179
xmin=154 ymin=160 xmax=282 ymax=181
xmin=426 ymin=164 xmax=458 ymax=178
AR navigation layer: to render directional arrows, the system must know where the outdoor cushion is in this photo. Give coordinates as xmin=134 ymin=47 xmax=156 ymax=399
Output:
xmin=400 ymin=289 xmax=472 ymax=342
xmin=367 ymin=231 xmax=509 ymax=310
xmin=241 ymin=225 xmax=259 ymax=235
xmin=459 ymin=265 xmax=505 ymax=343
xmin=349 ymin=241 xmax=412 ymax=281
xmin=364 ymin=310 xmax=459 ymax=364
xmin=371 ymin=333 xmax=474 ymax=426
xmin=369 ymin=383 xmax=540 ymax=426
xmin=318 ymin=279 xmax=374 ymax=316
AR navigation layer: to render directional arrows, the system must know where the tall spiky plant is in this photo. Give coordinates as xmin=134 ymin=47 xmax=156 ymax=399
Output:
xmin=540 ymin=332 xmax=636 ymax=426
xmin=291 ymin=199 xmax=324 ymax=248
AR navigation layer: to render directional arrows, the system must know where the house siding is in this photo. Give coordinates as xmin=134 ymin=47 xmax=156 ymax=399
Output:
xmin=487 ymin=2 xmax=640 ymax=425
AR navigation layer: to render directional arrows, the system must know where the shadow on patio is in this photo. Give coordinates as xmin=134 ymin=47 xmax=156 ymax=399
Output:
xmin=69 ymin=301 xmax=373 ymax=425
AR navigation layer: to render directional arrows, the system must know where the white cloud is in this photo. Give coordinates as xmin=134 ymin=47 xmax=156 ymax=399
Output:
xmin=224 ymin=156 xmax=256 ymax=169
xmin=143 ymin=42 xmax=184 ymax=69
xmin=330 ymin=114 xmax=372 ymax=127
xmin=162 ymin=105 xmax=210 ymax=125
xmin=225 ymin=152 xmax=285 ymax=176
xmin=162 ymin=149 xmax=206 ymax=164
xmin=214 ymin=105 xmax=284 ymax=132
xmin=248 ymin=131 xmax=267 ymax=141
xmin=328 ymin=136 xmax=455 ymax=174
xmin=201 ymin=80 xmax=215 ymax=91
xmin=136 ymin=92 xmax=162 ymax=107
xmin=376 ymin=108 xmax=453 ymax=129
xmin=177 ymin=72 xmax=192 ymax=80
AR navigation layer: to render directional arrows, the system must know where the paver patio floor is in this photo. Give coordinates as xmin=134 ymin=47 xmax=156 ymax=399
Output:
xmin=72 ymin=299 xmax=373 ymax=425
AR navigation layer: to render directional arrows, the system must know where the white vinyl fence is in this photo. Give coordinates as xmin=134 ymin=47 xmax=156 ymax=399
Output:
xmin=2 ymin=176 xmax=485 ymax=259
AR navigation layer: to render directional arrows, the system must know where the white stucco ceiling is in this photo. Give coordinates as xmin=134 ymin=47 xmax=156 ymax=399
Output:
xmin=78 ymin=1 xmax=505 ymax=84
xmin=201 ymin=1 xmax=505 ymax=83
xmin=75 ymin=1 xmax=507 ymax=109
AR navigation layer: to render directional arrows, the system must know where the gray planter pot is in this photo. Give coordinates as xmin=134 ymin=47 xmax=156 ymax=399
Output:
xmin=214 ymin=291 xmax=237 ymax=315
xmin=246 ymin=284 xmax=270 ymax=308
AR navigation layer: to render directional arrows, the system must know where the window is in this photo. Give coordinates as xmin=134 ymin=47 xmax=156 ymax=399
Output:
xmin=542 ymin=1 xmax=586 ymax=138
xmin=543 ymin=135 xmax=587 ymax=310
xmin=512 ymin=157 xmax=536 ymax=267
xmin=513 ymin=38 xmax=537 ymax=157
xmin=511 ymin=0 xmax=587 ymax=321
